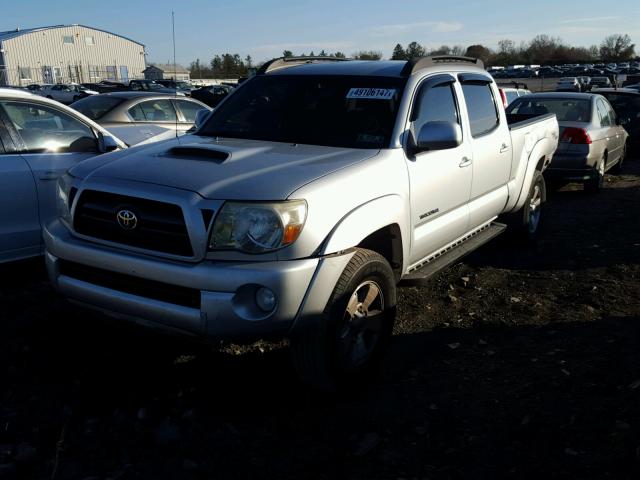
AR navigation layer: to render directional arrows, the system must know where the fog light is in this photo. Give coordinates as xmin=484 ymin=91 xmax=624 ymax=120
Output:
xmin=255 ymin=287 xmax=276 ymax=312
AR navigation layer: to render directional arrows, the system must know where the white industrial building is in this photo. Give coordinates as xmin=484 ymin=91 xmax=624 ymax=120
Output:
xmin=0 ymin=24 xmax=147 ymax=86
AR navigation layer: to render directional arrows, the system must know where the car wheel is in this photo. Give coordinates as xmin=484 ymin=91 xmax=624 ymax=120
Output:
xmin=610 ymin=143 xmax=626 ymax=174
xmin=585 ymin=156 xmax=606 ymax=193
xmin=505 ymin=170 xmax=546 ymax=242
xmin=290 ymin=248 xmax=396 ymax=392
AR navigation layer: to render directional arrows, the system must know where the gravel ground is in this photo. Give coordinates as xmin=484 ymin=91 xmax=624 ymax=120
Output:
xmin=1 ymin=155 xmax=640 ymax=479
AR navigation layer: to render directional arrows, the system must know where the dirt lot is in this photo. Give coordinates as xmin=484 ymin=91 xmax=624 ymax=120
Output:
xmin=1 ymin=155 xmax=640 ymax=480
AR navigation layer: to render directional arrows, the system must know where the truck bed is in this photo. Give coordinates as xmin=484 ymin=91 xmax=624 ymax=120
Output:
xmin=507 ymin=112 xmax=557 ymax=130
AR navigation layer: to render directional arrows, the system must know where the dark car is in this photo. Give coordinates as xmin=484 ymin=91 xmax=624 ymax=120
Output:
xmin=189 ymin=84 xmax=233 ymax=108
xmin=595 ymin=88 xmax=640 ymax=151
xmin=70 ymin=91 xmax=210 ymax=145
xmin=156 ymin=79 xmax=194 ymax=94
xmin=81 ymin=81 xmax=128 ymax=94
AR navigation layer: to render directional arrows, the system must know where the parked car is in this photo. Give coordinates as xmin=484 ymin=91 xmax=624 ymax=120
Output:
xmin=590 ymin=77 xmax=612 ymax=89
xmin=621 ymin=83 xmax=640 ymax=92
xmin=556 ymin=77 xmax=580 ymax=92
xmin=40 ymin=84 xmax=99 ymax=104
xmin=70 ymin=92 xmax=211 ymax=145
xmin=127 ymin=79 xmax=185 ymax=95
xmin=45 ymin=56 xmax=559 ymax=390
xmin=81 ymin=81 xmax=128 ymax=94
xmin=189 ymin=84 xmax=233 ymax=108
xmin=507 ymin=92 xmax=628 ymax=191
xmin=156 ymin=79 xmax=195 ymax=94
xmin=0 ymin=88 xmax=125 ymax=263
xmin=594 ymin=88 xmax=640 ymax=151
xmin=497 ymin=82 xmax=531 ymax=107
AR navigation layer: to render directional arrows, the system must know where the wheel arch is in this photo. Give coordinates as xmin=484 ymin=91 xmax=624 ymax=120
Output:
xmin=319 ymin=195 xmax=409 ymax=279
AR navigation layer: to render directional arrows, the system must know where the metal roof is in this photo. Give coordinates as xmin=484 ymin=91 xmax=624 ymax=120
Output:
xmin=0 ymin=24 xmax=144 ymax=47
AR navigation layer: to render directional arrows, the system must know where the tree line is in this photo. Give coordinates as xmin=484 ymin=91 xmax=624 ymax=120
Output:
xmin=189 ymin=34 xmax=636 ymax=78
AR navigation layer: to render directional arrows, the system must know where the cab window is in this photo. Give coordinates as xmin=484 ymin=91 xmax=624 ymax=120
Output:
xmin=411 ymin=82 xmax=460 ymax=138
xmin=461 ymin=83 xmax=499 ymax=137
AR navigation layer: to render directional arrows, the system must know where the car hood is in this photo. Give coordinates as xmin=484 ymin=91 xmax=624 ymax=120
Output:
xmin=71 ymin=136 xmax=380 ymax=200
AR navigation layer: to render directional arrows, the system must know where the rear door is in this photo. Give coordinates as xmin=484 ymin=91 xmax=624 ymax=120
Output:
xmin=599 ymin=98 xmax=625 ymax=164
xmin=0 ymin=108 xmax=41 ymax=262
xmin=0 ymin=100 xmax=101 ymax=227
xmin=404 ymin=74 xmax=473 ymax=265
xmin=458 ymin=75 xmax=511 ymax=229
xmin=595 ymin=98 xmax=622 ymax=165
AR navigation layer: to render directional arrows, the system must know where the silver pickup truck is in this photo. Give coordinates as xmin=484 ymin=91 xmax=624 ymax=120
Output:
xmin=45 ymin=56 xmax=559 ymax=390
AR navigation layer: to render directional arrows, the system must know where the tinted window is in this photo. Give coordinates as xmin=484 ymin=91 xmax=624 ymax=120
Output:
xmin=508 ymin=98 xmax=592 ymax=122
xmin=199 ymin=75 xmax=406 ymax=149
xmin=461 ymin=83 xmax=499 ymax=137
xmin=135 ymin=100 xmax=177 ymax=122
xmin=1 ymin=101 xmax=98 ymax=153
xmin=177 ymin=100 xmax=206 ymax=122
xmin=72 ymin=96 xmax=125 ymax=120
xmin=599 ymin=93 xmax=640 ymax=123
xmin=412 ymin=82 xmax=459 ymax=135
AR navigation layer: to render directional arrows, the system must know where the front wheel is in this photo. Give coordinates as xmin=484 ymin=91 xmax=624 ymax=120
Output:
xmin=290 ymin=249 xmax=396 ymax=392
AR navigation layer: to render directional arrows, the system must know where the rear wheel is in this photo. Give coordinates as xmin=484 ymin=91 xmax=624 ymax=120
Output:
xmin=505 ymin=170 xmax=545 ymax=242
xmin=290 ymin=249 xmax=396 ymax=392
xmin=585 ymin=156 xmax=606 ymax=193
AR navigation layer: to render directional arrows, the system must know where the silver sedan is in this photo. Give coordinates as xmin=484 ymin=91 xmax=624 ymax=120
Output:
xmin=70 ymin=92 xmax=211 ymax=146
xmin=507 ymin=92 xmax=628 ymax=192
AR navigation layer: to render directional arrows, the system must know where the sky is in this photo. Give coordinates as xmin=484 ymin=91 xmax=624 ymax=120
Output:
xmin=2 ymin=0 xmax=639 ymax=66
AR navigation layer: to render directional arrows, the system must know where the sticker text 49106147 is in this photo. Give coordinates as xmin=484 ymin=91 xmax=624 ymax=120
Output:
xmin=346 ymin=88 xmax=396 ymax=100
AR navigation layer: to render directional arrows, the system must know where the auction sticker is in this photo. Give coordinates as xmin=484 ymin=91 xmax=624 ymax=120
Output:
xmin=346 ymin=88 xmax=396 ymax=100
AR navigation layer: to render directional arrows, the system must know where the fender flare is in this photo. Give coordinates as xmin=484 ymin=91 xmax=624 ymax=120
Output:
xmin=320 ymin=194 xmax=409 ymax=269
xmin=507 ymin=135 xmax=553 ymax=212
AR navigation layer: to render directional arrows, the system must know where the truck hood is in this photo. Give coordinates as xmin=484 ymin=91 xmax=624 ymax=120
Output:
xmin=71 ymin=135 xmax=380 ymax=200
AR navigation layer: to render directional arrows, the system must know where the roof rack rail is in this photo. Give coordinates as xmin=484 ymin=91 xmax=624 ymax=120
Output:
xmin=257 ymin=56 xmax=351 ymax=75
xmin=401 ymin=55 xmax=484 ymax=76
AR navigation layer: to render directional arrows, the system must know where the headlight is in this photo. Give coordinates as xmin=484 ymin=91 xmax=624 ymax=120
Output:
xmin=56 ymin=172 xmax=74 ymax=222
xmin=209 ymin=200 xmax=307 ymax=253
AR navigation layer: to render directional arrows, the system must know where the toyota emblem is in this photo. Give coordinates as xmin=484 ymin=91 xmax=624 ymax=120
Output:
xmin=116 ymin=209 xmax=138 ymax=230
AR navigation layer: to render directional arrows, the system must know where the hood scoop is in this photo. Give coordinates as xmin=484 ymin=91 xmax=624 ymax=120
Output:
xmin=167 ymin=145 xmax=230 ymax=162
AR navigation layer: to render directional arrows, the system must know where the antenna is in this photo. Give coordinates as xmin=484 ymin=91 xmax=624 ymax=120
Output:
xmin=172 ymin=11 xmax=179 ymax=141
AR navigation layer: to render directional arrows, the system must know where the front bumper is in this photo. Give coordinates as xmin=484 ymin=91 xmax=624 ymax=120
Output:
xmin=44 ymin=220 xmax=352 ymax=341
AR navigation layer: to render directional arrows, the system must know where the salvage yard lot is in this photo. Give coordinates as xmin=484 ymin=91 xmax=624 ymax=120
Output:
xmin=1 ymin=157 xmax=640 ymax=479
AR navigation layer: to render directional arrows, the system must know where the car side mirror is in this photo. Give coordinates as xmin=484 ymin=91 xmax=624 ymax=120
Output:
xmin=194 ymin=108 xmax=211 ymax=129
xmin=414 ymin=121 xmax=462 ymax=153
xmin=98 ymin=132 xmax=120 ymax=153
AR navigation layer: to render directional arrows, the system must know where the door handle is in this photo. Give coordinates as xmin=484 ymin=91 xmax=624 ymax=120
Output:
xmin=459 ymin=157 xmax=472 ymax=168
xmin=500 ymin=143 xmax=510 ymax=153
xmin=39 ymin=171 xmax=59 ymax=180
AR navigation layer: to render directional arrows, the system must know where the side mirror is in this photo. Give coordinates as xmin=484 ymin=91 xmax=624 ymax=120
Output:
xmin=414 ymin=121 xmax=462 ymax=153
xmin=194 ymin=108 xmax=211 ymax=129
xmin=98 ymin=132 xmax=121 ymax=153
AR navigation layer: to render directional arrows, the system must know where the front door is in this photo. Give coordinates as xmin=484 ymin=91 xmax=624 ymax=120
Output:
xmin=404 ymin=75 xmax=473 ymax=267
xmin=0 ymin=115 xmax=40 ymax=261
xmin=0 ymin=100 xmax=100 ymax=226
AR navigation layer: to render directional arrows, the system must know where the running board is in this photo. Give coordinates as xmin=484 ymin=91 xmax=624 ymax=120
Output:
xmin=400 ymin=222 xmax=506 ymax=286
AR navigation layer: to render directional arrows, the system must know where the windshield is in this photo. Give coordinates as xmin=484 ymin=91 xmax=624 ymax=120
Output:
xmin=198 ymin=75 xmax=406 ymax=149
xmin=507 ymin=97 xmax=592 ymax=122
xmin=71 ymin=96 xmax=125 ymax=120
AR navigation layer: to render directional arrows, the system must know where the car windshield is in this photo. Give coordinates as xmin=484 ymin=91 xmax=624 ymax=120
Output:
xmin=71 ymin=96 xmax=125 ymax=120
xmin=507 ymin=97 xmax=592 ymax=122
xmin=199 ymin=75 xmax=406 ymax=149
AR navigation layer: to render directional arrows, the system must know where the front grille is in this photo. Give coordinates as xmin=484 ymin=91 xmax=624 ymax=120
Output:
xmin=73 ymin=190 xmax=193 ymax=256
xmin=60 ymin=260 xmax=201 ymax=309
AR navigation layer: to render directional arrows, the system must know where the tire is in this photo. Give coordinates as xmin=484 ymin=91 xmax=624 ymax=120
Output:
xmin=290 ymin=248 xmax=397 ymax=392
xmin=505 ymin=170 xmax=545 ymax=242
xmin=584 ymin=156 xmax=606 ymax=193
